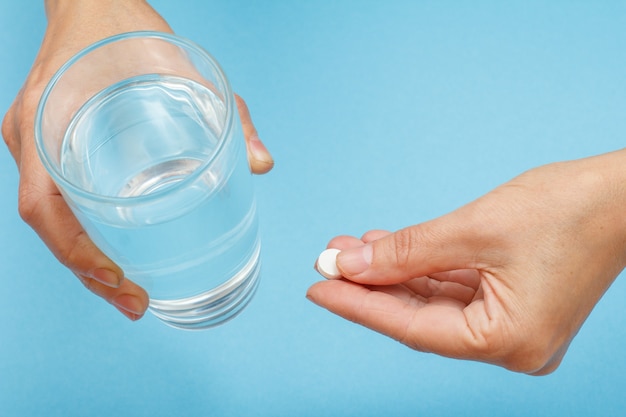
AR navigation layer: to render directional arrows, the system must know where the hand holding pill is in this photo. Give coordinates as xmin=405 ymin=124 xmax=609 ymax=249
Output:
xmin=308 ymin=150 xmax=626 ymax=375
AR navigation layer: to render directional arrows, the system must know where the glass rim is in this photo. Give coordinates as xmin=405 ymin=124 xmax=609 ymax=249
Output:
xmin=34 ymin=30 xmax=236 ymax=205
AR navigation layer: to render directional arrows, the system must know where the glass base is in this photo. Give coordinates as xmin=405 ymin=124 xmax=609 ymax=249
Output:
xmin=148 ymin=244 xmax=261 ymax=331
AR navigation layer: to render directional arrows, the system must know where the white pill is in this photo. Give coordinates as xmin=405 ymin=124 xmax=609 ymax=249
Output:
xmin=315 ymin=248 xmax=342 ymax=280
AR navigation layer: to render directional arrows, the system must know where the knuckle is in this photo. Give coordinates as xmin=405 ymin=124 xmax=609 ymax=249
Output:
xmin=17 ymin=185 xmax=42 ymax=225
xmin=390 ymin=227 xmax=421 ymax=269
xmin=2 ymin=108 xmax=17 ymax=150
xmin=56 ymin=231 xmax=90 ymax=271
xmin=1 ymin=112 xmax=11 ymax=144
xmin=17 ymin=185 xmax=92 ymax=273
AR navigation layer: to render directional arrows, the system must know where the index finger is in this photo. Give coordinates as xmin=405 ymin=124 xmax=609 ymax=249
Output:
xmin=306 ymin=279 xmax=482 ymax=359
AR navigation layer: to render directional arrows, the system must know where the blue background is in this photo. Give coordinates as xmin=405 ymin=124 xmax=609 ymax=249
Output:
xmin=1 ymin=1 xmax=626 ymax=416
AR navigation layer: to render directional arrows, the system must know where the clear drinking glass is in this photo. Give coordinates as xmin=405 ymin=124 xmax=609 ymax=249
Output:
xmin=35 ymin=31 xmax=261 ymax=330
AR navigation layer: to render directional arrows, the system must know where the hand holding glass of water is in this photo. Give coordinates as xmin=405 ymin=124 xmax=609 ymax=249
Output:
xmin=35 ymin=32 xmax=263 ymax=330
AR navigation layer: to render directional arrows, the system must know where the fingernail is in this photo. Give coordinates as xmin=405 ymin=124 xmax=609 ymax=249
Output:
xmin=112 ymin=294 xmax=145 ymax=321
xmin=337 ymin=244 xmax=373 ymax=276
xmin=305 ymin=292 xmax=319 ymax=306
xmin=249 ymin=134 xmax=273 ymax=165
xmin=116 ymin=308 xmax=143 ymax=321
xmin=90 ymin=268 xmax=122 ymax=288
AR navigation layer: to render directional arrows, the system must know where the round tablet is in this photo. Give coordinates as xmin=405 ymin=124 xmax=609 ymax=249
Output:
xmin=315 ymin=248 xmax=342 ymax=280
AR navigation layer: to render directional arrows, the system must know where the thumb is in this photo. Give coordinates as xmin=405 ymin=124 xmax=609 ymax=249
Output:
xmin=336 ymin=214 xmax=486 ymax=285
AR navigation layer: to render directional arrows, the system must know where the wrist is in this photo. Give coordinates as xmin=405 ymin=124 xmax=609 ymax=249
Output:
xmin=45 ymin=0 xmax=148 ymax=19
xmin=584 ymin=148 xmax=626 ymax=268
xmin=40 ymin=0 xmax=170 ymax=57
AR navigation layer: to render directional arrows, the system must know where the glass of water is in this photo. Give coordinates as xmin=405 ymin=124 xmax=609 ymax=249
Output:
xmin=35 ymin=31 xmax=261 ymax=330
